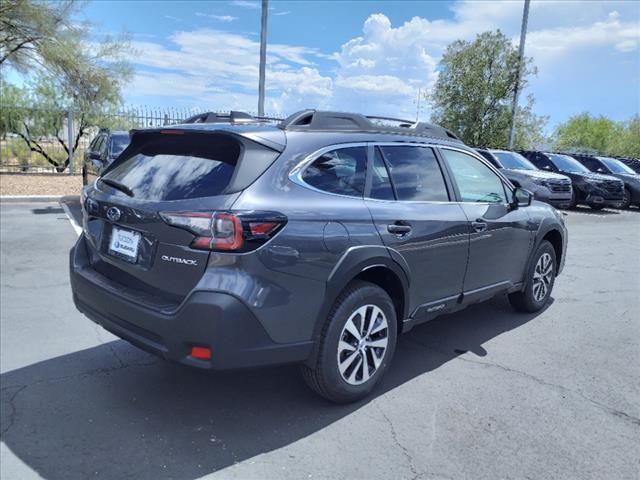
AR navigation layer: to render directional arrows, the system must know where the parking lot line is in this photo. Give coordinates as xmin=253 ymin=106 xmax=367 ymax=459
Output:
xmin=59 ymin=200 xmax=82 ymax=236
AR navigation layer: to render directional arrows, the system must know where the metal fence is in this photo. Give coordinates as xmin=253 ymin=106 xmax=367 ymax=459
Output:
xmin=0 ymin=106 xmax=207 ymax=173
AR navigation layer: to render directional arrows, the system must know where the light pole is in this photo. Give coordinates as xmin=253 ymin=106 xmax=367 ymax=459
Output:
xmin=258 ymin=0 xmax=268 ymax=116
xmin=507 ymin=0 xmax=530 ymax=149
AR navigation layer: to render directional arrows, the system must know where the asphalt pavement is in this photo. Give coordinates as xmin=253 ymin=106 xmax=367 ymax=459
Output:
xmin=1 ymin=200 xmax=638 ymax=480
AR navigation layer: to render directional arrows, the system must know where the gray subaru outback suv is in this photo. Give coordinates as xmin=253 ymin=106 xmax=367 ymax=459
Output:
xmin=70 ymin=110 xmax=567 ymax=403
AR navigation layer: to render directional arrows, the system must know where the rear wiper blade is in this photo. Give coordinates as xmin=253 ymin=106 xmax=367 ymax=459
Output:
xmin=99 ymin=178 xmax=134 ymax=197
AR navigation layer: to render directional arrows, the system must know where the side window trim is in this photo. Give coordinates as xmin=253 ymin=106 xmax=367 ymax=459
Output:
xmin=438 ymin=146 xmax=514 ymax=205
xmin=374 ymin=146 xmax=398 ymax=200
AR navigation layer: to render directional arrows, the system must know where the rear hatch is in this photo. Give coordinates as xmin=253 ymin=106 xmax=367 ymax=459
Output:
xmin=81 ymin=127 xmax=283 ymax=305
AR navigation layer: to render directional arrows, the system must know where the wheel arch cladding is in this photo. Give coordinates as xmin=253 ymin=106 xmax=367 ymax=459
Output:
xmin=541 ymin=229 xmax=563 ymax=274
xmin=303 ymin=247 xmax=410 ymax=367
xmin=354 ymin=266 xmax=406 ymax=332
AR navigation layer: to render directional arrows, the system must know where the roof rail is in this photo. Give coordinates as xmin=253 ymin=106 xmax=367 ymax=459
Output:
xmin=183 ymin=111 xmax=284 ymax=124
xmin=278 ymin=110 xmax=461 ymax=142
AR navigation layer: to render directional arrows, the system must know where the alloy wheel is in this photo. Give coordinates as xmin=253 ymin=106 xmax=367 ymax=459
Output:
xmin=337 ymin=304 xmax=389 ymax=386
xmin=532 ymin=252 xmax=554 ymax=302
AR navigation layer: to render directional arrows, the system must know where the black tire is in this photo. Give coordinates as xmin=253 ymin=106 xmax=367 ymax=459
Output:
xmin=590 ymin=204 xmax=605 ymax=210
xmin=301 ymin=280 xmax=398 ymax=403
xmin=509 ymin=240 xmax=556 ymax=313
xmin=619 ymin=188 xmax=631 ymax=209
xmin=568 ymin=189 xmax=578 ymax=209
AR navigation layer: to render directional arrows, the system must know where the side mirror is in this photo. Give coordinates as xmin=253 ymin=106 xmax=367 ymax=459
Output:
xmin=512 ymin=187 xmax=533 ymax=208
xmin=89 ymin=151 xmax=102 ymax=161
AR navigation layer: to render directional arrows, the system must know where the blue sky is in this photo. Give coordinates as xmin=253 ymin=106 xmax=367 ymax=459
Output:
xmin=78 ymin=0 xmax=640 ymax=128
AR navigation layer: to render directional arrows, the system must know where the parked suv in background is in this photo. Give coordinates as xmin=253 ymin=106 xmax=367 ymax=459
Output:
xmin=570 ymin=154 xmax=640 ymax=209
xmin=83 ymin=129 xmax=130 ymax=185
xmin=71 ymin=110 xmax=567 ymax=403
xmin=520 ymin=151 xmax=624 ymax=210
xmin=475 ymin=148 xmax=572 ymax=209
xmin=617 ymin=157 xmax=640 ymax=174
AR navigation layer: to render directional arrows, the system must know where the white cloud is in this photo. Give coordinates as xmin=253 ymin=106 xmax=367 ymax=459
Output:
xmin=127 ymin=29 xmax=332 ymax=114
xmin=326 ymin=2 xmax=639 ymax=118
xmin=230 ymin=0 xmax=260 ymax=9
xmin=126 ymin=1 xmax=638 ymax=121
xmin=273 ymin=11 xmax=291 ymax=16
xmin=195 ymin=13 xmax=238 ymax=22
xmin=526 ymin=10 xmax=640 ymax=65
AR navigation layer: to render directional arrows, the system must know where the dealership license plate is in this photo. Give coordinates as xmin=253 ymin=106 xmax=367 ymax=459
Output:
xmin=108 ymin=227 xmax=141 ymax=261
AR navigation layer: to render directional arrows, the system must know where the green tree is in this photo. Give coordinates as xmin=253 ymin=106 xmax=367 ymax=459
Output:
xmin=429 ymin=30 xmax=546 ymax=149
xmin=552 ymin=113 xmax=621 ymax=154
xmin=513 ymin=94 xmax=549 ymax=150
xmin=611 ymin=115 xmax=640 ymax=158
xmin=1 ymin=0 xmax=132 ymax=171
xmin=0 ymin=0 xmax=76 ymax=70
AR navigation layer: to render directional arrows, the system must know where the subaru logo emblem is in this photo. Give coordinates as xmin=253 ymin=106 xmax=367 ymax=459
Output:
xmin=106 ymin=206 xmax=121 ymax=222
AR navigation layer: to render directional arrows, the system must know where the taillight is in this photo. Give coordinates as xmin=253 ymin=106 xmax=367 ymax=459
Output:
xmin=160 ymin=211 xmax=286 ymax=252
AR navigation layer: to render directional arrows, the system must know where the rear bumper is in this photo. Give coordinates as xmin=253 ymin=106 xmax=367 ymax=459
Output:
xmin=70 ymin=236 xmax=313 ymax=370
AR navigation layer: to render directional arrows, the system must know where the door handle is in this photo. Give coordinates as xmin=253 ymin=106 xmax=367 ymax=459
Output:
xmin=471 ymin=220 xmax=488 ymax=233
xmin=387 ymin=223 xmax=412 ymax=235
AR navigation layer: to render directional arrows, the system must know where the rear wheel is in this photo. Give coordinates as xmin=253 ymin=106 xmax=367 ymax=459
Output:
xmin=590 ymin=204 xmax=605 ymax=211
xmin=509 ymin=240 xmax=556 ymax=313
xmin=618 ymin=188 xmax=631 ymax=209
xmin=301 ymin=281 xmax=397 ymax=403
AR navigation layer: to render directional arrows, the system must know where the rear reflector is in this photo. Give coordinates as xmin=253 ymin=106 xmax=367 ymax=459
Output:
xmin=249 ymin=221 xmax=279 ymax=236
xmin=191 ymin=346 xmax=212 ymax=359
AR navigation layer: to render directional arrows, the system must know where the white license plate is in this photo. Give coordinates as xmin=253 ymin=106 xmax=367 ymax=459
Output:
xmin=109 ymin=227 xmax=141 ymax=260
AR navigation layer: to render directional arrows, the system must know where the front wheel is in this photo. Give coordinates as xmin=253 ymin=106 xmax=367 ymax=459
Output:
xmin=618 ymin=188 xmax=631 ymax=209
xmin=509 ymin=240 xmax=556 ymax=313
xmin=301 ymin=281 xmax=397 ymax=403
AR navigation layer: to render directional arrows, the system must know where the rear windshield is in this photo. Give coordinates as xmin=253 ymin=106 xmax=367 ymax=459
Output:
xmin=110 ymin=134 xmax=130 ymax=157
xmin=101 ymin=132 xmax=240 ymax=201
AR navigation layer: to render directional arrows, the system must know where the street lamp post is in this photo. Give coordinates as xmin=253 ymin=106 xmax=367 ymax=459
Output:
xmin=507 ymin=0 xmax=530 ymax=149
xmin=258 ymin=0 xmax=268 ymax=117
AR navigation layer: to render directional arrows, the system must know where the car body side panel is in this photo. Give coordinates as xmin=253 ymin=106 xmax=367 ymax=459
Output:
xmin=364 ymin=199 xmax=470 ymax=315
xmin=457 ymin=202 xmax=535 ymax=296
xmin=229 ymin=139 xmax=385 ymax=343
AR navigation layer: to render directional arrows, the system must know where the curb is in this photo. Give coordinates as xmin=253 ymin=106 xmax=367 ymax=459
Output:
xmin=0 ymin=195 xmax=64 ymax=203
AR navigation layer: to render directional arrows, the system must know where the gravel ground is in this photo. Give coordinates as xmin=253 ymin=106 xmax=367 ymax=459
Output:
xmin=0 ymin=174 xmax=82 ymax=196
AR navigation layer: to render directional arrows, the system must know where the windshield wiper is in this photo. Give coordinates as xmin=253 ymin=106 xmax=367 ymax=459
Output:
xmin=99 ymin=178 xmax=134 ymax=197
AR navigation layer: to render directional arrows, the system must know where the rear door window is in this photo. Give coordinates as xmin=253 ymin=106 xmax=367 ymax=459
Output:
xmin=378 ymin=145 xmax=449 ymax=202
xmin=101 ymin=132 xmax=241 ymax=201
xmin=302 ymin=146 xmax=366 ymax=196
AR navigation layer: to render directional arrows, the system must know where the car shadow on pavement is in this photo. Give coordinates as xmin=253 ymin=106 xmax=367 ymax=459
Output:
xmin=0 ymin=295 xmax=548 ymax=480
xmin=31 ymin=206 xmax=65 ymax=215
